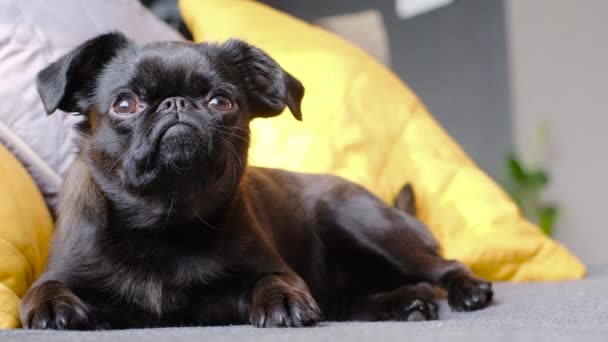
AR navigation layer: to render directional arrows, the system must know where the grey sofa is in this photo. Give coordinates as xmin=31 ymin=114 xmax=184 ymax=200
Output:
xmin=2 ymin=265 xmax=607 ymax=342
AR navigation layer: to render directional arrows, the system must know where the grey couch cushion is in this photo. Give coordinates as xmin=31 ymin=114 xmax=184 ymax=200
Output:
xmin=0 ymin=0 xmax=182 ymax=214
xmin=2 ymin=265 xmax=607 ymax=341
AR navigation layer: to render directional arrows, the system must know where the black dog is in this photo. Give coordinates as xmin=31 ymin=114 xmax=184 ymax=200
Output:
xmin=20 ymin=32 xmax=492 ymax=329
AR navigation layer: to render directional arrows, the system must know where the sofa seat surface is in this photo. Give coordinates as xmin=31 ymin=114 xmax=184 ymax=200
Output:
xmin=2 ymin=265 xmax=607 ymax=342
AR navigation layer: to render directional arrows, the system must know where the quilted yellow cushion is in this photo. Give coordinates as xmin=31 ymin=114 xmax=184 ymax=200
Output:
xmin=180 ymin=0 xmax=585 ymax=281
xmin=0 ymin=144 xmax=53 ymax=328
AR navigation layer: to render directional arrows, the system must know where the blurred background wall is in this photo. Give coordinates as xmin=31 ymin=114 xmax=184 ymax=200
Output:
xmin=507 ymin=0 xmax=608 ymax=265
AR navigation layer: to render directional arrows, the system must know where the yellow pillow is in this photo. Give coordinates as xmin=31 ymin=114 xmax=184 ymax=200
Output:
xmin=180 ymin=0 xmax=585 ymax=281
xmin=0 ymin=144 xmax=53 ymax=328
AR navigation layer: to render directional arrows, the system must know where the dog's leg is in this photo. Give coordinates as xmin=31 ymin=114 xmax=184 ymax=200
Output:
xmin=20 ymin=161 xmax=103 ymax=330
xmin=346 ymin=282 xmax=438 ymax=321
xmin=192 ymin=272 xmax=321 ymax=328
xmin=370 ymin=219 xmax=493 ymax=312
xmin=324 ymin=186 xmax=493 ymax=312
xmin=249 ymin=273 xmax=322 ymax=328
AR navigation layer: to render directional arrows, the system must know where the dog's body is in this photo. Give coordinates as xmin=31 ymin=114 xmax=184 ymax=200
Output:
xmin=20 ymin=33 xmax=492 ymax=330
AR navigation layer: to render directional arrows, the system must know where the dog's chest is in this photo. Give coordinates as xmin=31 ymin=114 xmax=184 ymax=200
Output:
xmin=102 ymin=254 xmax=227 ymax=316
xmin=94 ymin=230 xmax=229 ymax=316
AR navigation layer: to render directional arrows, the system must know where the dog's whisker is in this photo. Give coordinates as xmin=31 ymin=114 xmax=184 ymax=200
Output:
xmin=214 ymin=124 xmax=249 ymax=133
xmin=168 ymin=159 xmax=192 ymax=174
xmin=120 ymin=173 xmax=128 ymax=195
xmin=216 ymin=136 xmax=244 ymax=169
xmin=162 ymin=196 xmax=176 ymax=231
xmin=105 ymin=158 xmax=122 ymax=177
xmin=212 ymin=125 xmax=275 ymax=146
xmin=104 ymin=149 xmax=132 ymax=178
xmin=212 ymin=126 xmax=250 ymax=140
xmin=192 ymin=208 xmax=221 ymax=230
xmin=232 ymin=158 xmax=237 ymax=189
xmin=210 ymin=127 xmax=250 ymax=144
xmin=211 ymin=128 xmax=261 ymax=166
xmin=223 ymin=151 xmax=237 ymax=190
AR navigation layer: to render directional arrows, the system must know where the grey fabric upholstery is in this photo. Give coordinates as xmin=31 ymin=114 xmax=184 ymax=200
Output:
xmin=3 ymin=265 xmax=606 ymax=342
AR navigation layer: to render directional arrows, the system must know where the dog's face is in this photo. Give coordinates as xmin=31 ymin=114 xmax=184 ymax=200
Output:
xmin=37 ymin=33 xmax=303 ymax=195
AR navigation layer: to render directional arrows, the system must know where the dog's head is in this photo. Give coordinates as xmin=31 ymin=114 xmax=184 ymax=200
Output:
xmin=37 ymin=32 xmax=303 ymax=197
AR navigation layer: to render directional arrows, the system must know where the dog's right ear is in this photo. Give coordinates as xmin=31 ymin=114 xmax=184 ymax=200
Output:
xmin=36 ymin=32 xmax=131 ymax=115
xmin=219 ymin=39 xmax=304 ymax=121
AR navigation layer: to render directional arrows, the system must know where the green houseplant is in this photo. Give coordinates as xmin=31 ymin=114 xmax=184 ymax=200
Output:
xmin=503 ymin=123 xmax=559 ymax=236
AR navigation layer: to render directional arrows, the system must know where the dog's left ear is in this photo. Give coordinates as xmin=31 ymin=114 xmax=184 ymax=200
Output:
xmin=220 ymin=39 xmax=304 ymax=121
xmin=36 ymin=32 xmax=131 ymax=115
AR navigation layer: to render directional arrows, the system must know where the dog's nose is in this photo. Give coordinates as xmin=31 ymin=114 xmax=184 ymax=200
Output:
xmin=159 ymin=96 xmax=193 ymax=112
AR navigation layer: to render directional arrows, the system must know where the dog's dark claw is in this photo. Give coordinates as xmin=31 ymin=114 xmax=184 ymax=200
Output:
xmin=448 ymin=275 xmax=493 ymax=311
xmin=21 ymin=282 xmax=96 ymax=330
xmin=397 ymin=299 xmax=439 ymax=322
xmin=251 ymin=288 xmax=322 ymax=328
xmin=400 ymin=298 xmax=439 ymax=321
xmin=383 ymin=283 xmax=439 ymax=321
xmin=25 ymin=299 xmax=95 ymax=330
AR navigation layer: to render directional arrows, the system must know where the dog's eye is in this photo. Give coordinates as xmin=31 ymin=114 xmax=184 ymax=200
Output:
xmin=113 ymin=95 xmax=138 ymax=115
xmin=208 ymin=96 xmax=233 ymax=112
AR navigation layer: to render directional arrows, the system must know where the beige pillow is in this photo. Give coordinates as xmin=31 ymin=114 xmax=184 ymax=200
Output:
xmin=315 ymin=10 xmax=391 ymax=66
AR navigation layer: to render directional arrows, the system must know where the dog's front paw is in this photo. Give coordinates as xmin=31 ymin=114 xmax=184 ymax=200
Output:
xmin=448 ymin=274 xmax=493 ymax=311
xmin=21 ymin=281 xmax=96 ymax=330
xmin=250 ymin=277 xmax=321 ymax=328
